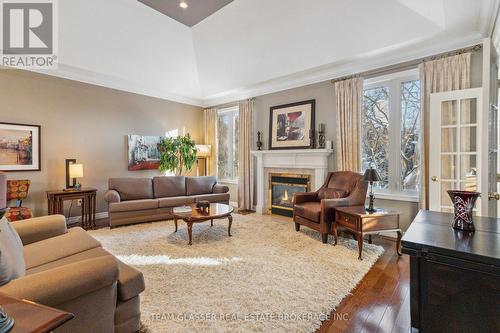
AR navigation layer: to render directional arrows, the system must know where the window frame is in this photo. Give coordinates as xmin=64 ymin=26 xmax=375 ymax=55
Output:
xmin=362 ymin=68 xmax=420 ymax=201
xmin=216 ymin=105 xmax=240 ymax=184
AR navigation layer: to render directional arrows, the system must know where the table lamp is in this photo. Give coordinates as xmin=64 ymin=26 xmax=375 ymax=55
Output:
xmin=69 ymin=163 xmax=84 ymax=190
xmin=363 ymin=166 xmax=381 ymax=213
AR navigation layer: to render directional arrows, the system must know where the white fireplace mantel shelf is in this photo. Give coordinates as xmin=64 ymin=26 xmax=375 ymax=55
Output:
xmin=251 ymin=149 xmax=333 ymax=214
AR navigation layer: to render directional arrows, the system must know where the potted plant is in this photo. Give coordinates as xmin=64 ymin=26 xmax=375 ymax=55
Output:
xmin=158 ymin=134 xmax=198 ymax=176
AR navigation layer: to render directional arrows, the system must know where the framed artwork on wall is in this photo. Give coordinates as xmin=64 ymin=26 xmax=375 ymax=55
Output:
xmin=269 ymin=99 xmax=315 ymax=149
xmin=0 ymin=122 xmax=41 ymax=171
xmin=127 ymin=135 xmax=162 ymax=171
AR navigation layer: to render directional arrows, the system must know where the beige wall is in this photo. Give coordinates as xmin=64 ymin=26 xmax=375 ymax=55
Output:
xmin=0 ymin=69 xmax=203 ymax=216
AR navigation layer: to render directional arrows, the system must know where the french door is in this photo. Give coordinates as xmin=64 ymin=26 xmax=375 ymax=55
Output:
xmin=429 ymin=88 xmax=486 ymax=215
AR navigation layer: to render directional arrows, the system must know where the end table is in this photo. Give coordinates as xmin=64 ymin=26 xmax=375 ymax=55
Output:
xmin=333 ymin=206 xmax=402 ymax=260
xmin=46 ymin=188 xmax=97 ymax=230
xmin=0 ymin=293 xmax=73 ymax=332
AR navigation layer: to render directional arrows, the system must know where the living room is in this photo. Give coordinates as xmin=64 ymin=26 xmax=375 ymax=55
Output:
xmin=0 ymin=0 xmax=499 ymax=332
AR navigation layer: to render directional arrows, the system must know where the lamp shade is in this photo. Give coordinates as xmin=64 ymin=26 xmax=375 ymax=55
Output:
xmin=363 ymin=167 xmax=381 ymax=182
xmin=195 ymin=145 xmax=211 ymax=157
xmin=69 ymin=164 xmax=83 ymax=178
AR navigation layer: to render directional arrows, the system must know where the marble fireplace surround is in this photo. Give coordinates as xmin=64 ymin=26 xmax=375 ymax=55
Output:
xmin=251 ymin=149 xmax=334 ymax=214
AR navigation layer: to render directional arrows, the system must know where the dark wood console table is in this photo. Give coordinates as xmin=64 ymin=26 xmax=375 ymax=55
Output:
xmin=0 ymin=293 xmax=73 ymax=332
xmin=46 ymin=188 xmax=97 ymax=230
xmin=402 ymin=210 xmax=500 ymax=332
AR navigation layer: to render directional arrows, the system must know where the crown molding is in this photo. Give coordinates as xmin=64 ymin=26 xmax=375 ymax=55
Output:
xmin=28 ymin=64 xmax=204 ymax=107
xmin=201 ymin=33 xmax=485 ymax=107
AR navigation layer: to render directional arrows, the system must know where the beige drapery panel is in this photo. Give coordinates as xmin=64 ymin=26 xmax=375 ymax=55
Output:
xmin=238 ymin=100 xmax=254 ymax=210
xmin=204 ymin=108 xmax=217 ymax=176
xmin=419 ymin=52 xmax=471 ymax=209
xmin=334 ymin=77 xmax=363 ymax=171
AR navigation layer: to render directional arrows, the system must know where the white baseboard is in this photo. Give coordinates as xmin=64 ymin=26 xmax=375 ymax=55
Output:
xmin=67 ymin=211 xmax=109 ymax=225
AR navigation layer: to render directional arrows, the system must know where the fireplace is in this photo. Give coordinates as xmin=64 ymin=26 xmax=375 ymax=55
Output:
xmin=270 ymin=174 xmax=310 ymax=217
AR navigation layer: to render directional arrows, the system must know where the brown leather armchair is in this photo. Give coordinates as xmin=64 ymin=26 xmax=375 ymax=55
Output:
xmin=292 ymin=171 xmax=368 ymax=243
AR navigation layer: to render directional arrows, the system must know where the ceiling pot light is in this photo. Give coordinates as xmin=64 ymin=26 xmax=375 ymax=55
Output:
xmin=179 ymin=1 xmax=188 ymax=9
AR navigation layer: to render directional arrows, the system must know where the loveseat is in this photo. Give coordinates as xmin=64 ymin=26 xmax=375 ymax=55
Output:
xmin=0 ymin=215 xmax=145 ymax=333
xmin=104 ymin=176 xmax=230 ymax=227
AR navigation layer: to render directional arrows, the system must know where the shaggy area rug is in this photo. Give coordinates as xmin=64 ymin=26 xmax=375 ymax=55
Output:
xmin=89 ymin=213 xmax=384 ymax=333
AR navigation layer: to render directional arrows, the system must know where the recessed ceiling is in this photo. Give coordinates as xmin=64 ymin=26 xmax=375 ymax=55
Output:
xmin=138 ymin=0 xmax=234 ymax=27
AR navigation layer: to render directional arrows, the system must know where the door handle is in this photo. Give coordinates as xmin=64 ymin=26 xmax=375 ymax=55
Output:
xmin=431 ymin=176 xmax=438 ymax=182
xmin=488 ymin=192 xmax=500 ymax=200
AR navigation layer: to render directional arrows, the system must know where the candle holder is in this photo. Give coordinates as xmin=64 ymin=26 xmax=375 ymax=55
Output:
xmin=318 ymin=123 xmax=325 ymax=148
xmin=256 ymin=131 xmax=263 ymax=151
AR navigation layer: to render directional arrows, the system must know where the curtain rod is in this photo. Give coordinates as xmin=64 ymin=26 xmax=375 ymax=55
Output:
xmin=206 ymin=97 xmax=256 ymax=110
xmin=330 ymin=43 xmax=482 ymax=84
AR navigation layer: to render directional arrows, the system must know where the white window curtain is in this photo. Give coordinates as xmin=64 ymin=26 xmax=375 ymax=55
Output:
xmin=238 ymin=99 xmax=254 ymax=210
xmin=419 ymin=52 xmax=471 ymax=209
xmin=204 ymin=108 xmax=217 ymax=176
xmin=334 ymin=77 xmax=363 ymax=171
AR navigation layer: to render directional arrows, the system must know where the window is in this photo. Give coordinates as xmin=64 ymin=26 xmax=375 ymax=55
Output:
xmin=217 ymin=106 xmax=239 ymax=182
xmin=361 ymin=69 xmax=421 ymax=197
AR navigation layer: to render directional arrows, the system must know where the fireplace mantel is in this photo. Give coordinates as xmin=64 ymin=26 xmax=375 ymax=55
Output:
xmin=251 ymin=149 xmax=333 ymax=214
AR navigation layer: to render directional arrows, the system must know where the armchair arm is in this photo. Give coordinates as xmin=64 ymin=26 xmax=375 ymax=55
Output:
xmin=212 ymin=184 xmax=229 ymax=194
xmin=0 ymin=255 xmax=119 ymax=307
xmin=104 ymin=189 xmax=121 ymax=203
xmin=293 ymin=191 xmax=318 ymax=205
xmin=11 ymin=215 xmax=67 ymax=245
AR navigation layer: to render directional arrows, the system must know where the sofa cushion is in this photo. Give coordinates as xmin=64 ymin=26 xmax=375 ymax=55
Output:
xmin=191 ymin=193 xmax=230 ymax=203
xmin=109 ymin=178 xmax=153 ymax=201
xmin=153 ymin=176 xmax=186 ymax=198
xmin=185 ymin=176 xmax=216 ymax=196
xmin=109 ymin=199 xmax=158 ymax=213
xmin=116 ymin=260 xmax=145 ymax=301
xmin=24 ymin=227 xmax=101 ymax=270
xmin=317 ymin=188 xmax=348 ymax=200
xmin=293 ymin=202 xmax=321 ymax=222
xmin=0 ymin=217 xmax=25 ymax=285
xmin=158 ymin=196 xmax=194 ymax=208
xmin=26 ymin=247 xmax=109 ymax=275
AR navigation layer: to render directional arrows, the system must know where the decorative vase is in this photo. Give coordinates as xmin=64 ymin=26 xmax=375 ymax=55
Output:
xmin=447 ymin=190 xmax=480 ymax=232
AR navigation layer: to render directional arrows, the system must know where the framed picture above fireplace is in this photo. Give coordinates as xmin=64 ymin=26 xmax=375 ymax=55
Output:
xmin=269 ymin=99 xmax=315 ymax=150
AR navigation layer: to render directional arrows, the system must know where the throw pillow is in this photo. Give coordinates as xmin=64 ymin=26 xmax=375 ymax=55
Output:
xmin=0 ymin=217 xmax=25 ymax=286
xmin=317 ymin=188 xmax=348 ymax=200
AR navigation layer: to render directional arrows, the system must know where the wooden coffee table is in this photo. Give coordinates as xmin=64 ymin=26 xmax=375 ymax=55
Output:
xmin=172 ymin=203 xmax=234 ymax=245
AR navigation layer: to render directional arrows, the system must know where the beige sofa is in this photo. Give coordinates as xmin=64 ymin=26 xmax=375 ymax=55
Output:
xmin=104 ymin=176 xmax=230 ymax=227
xmin=0 ymin=215 xmax=145 ymax=333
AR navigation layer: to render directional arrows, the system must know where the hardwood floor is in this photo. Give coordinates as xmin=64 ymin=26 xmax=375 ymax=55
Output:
xmin=91 ymin=218 xmax=410 ymax=333
xmin=317 ymin=236 xmax=411 ymax=333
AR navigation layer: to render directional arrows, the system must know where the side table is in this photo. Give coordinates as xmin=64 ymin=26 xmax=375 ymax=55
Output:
xmin=0 ymin=293 xmax=73 ymax=333
xmin=46 ymin=188 xmax=97 ymax=230
xmin=333 ymin=206 xmax=402 ymax=260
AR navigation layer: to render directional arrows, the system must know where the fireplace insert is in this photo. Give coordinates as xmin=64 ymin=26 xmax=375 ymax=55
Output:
xmin=270 ymin=174 xmax=310 ymax=216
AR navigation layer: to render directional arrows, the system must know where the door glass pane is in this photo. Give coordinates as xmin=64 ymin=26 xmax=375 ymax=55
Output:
xmin=440 ymin=181 xmax=457 ymax=207
xmin=460 ymin=127 xmax=477 ymax=152
xmin=441 ymin=100 xmax=457 ymax=125
xmin=460 ymin=98 xmax=477 ymax=124
xmin=441 ymin=128 xmax=456 ymax=152
xmin=441 ymin=155 xmax=456 ymax=180
xmin=460 ymin=154 xmax=477 ymax=179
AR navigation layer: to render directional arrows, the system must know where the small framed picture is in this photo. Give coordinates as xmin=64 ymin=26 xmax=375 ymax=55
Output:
xmin=269 ymin=100 xmax=315 ymax=149
xmin=0 ymin=122 xmax=41 ymax=171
